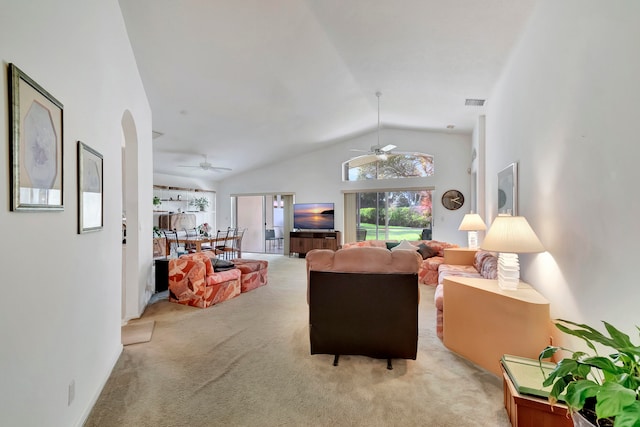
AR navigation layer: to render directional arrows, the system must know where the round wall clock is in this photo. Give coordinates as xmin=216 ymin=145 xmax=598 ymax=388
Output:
xmin=441 ymin=189 xmax=464 ymax=210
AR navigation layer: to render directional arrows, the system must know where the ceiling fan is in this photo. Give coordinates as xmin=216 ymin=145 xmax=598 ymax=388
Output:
xmin=178 ymin=154 xmax=232 ymax=172
xmin=350 ymin=92 xmax=398 ymax=158
xmin=350 ymin=143 xmax=397 ymax=156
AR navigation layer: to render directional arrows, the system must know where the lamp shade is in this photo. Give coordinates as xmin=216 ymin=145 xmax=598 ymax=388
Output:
xmin=481 ymin=215 xmax=544 ymax=253
xmin=458 ymin=213 xmax=487 ymax=231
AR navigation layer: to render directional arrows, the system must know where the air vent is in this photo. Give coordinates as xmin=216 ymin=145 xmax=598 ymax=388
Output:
xmin=465 ymin=99 xmax=486 ymax=106
xmin=152 ymin=130 xmax=164 ymax=139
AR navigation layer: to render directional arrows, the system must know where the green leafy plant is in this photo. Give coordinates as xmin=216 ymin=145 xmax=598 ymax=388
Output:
xmin=190 ymin=197 xmax=209 ymax=210
xmin=539 ymin=319 xmax=640 ymax=426
xmin=153 ymin=226 xmax=162 ymax=237
xmin=153 ymin=195 xmax=161 ymax=206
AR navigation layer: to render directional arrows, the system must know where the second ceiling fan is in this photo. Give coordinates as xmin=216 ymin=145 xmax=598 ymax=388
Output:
xmin=178 ymin=154 xmax=232 ymax=172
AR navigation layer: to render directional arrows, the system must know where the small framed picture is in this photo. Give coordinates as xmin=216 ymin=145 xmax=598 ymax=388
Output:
xmin=498 ymin=162 xmax=518 ymax=216
xmin=9 ymin=63 xmax=64 ymax=211
xmin=78 ymin=141 xmax=103 ymax=233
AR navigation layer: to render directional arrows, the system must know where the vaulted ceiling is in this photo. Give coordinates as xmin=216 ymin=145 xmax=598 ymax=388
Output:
xmin=119 ymin=0 xmax=537 ymax=180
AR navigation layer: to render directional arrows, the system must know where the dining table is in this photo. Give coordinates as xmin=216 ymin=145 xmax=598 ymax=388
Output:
xmin=178 ymin=235 xmax=240 ymax=256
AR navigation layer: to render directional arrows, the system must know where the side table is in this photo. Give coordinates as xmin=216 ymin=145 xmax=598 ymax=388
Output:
xmin=155 ymin=258 xmax=169 ymax=293
xmin=502 ymin=364 xmax=572 ymax=427
xmin=443 ymin=247 xmax=477 ymax=265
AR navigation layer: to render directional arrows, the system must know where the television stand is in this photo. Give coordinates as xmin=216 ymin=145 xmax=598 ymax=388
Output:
xmin=289 ymin=231 xmax=341 ymax=257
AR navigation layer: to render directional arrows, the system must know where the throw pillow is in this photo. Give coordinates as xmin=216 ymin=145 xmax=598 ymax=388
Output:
xmin=211 ymin=258 xmax=235 ymax=272
xmin=390 ymin=240 xmax=416 ymax=252
xmin=386 ymin=241 xmax=400 ymax=250
xmin=417 ymin=243 xmax=438 ymax=260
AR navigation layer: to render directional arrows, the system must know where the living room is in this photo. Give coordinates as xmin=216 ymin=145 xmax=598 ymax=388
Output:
xmin=1 ymin=1 xmax=638 ymax=426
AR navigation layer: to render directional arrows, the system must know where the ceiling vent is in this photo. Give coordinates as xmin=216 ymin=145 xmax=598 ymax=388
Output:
xmin=465 ymin=98 xmax=486 ymax=107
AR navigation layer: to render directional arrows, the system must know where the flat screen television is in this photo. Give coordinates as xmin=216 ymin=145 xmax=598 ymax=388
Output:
xmin=293 ymin=203 xmax=334 ymax=230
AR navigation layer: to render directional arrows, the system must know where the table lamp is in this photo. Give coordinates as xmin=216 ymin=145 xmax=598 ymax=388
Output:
xmin=480 ymin=215 xmax=544 ymax=290
xmin=458 ymin=213 xmax=487 ymax=249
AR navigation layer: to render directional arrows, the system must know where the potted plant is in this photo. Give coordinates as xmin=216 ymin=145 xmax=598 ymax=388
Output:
xmin=153 ymin=195 xmax=162 ymax=209
xmin=539 ymin=319 xmax=640 ymax=427
xmin=198 ymin=223 xmax=211 ymax=237
xmin=190 ymin=197 xmax=209 ymax=211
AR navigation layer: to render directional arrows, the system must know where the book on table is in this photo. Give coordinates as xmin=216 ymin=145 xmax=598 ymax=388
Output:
xmin=501 ymin=354 xmax=565 ymax=402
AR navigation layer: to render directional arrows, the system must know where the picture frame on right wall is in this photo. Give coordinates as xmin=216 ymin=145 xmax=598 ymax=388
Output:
xmin=497 ymin=162 xmax=518 ymax=216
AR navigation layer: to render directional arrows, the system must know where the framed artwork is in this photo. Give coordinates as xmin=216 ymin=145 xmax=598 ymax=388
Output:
xmin=8 ymin=63 xmax=64 ymax=211
xmin=497 ymin=162 xmax=518 ymax=216
xmin=78 ymin=141 xmax=103 ymax=233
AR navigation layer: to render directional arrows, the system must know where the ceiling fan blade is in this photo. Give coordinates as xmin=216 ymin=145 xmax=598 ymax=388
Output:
xmin=205 ymin=167 xmax=232 ymax=172
xmin=380 ymin=144 xmax=397 ymax=152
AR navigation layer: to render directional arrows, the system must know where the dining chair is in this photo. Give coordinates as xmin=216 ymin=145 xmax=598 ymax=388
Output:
xmin=265 ymin=229 xmax=277 ymax=250
xmin=183 ymin=227 xmax=198 ymax=253
xmin=163 ymin=229 xmax=187 ymax=258
xmin=231 ymin=228 xmax=245 ymax=259
xmin=222 ymin=228 xmax=238 ymax=259
xmin=214 ymin=229 xmax=230 ymax=258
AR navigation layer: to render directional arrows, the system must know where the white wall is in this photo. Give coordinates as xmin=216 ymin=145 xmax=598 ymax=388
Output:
xmin=0 ymin=1 xmax=152 ymax=426
xmin=218 ymin=128 xmax=472 ymax=246
xmin=485 ymin=0 xmax=640 ymax=341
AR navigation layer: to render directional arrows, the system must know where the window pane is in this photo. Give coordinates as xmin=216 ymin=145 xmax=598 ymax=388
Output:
xmin=343 ymin=153 xmax=434 ymax=181
xmin=357 ymin=190 xmax=433 ymax=241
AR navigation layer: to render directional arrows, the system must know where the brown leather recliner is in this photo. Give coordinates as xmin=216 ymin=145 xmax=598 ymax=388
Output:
xmin=306 ymin=247 xmax=421 ymax=369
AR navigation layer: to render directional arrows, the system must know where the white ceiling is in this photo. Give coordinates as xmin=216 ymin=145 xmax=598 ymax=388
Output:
xmin=119 ymin=0 xmax=537 ymax=180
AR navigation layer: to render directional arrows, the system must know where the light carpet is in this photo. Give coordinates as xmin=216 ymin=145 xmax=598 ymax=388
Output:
xmin=86 ymin=254 xmax=510 ymax=427
xmin=121 ymin=320 xmax=155 ymax=346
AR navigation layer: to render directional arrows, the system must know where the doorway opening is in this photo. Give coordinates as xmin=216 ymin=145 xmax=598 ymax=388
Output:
xmin=233 ymin=194 xmax=293 ymax=254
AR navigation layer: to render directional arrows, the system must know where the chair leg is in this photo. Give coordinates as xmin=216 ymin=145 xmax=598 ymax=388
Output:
xmin=387 ymin=358 xmax=393 ymax=370
xmin=333 ymin=355 xmax=339 ymax=367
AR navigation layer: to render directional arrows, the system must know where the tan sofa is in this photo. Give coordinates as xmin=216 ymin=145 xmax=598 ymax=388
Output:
xmin=341 ymin=239 xmax=459 ymax=285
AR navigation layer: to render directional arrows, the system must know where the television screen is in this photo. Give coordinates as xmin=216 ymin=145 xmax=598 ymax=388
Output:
xmin=293 ymin=203 xmax=334 ymax=230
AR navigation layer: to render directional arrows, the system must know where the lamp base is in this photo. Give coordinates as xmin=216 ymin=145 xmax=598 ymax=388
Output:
xmin=467 ymin=231 xmax=478 ymax=249
xmin=497 ymin=252 xmax=520 ymax=290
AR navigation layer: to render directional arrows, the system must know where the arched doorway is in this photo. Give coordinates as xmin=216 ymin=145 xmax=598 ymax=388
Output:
xmin=121 ymin=110 xmax=143 ymax=323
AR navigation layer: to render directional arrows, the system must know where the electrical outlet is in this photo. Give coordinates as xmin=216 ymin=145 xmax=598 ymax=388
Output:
xmin=68 ymin=380 xmax=75 ymax=406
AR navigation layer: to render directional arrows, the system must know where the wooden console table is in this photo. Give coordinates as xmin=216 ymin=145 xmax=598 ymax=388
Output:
xmin=442 ymin=276 xmax=551 ymax=376
xmin=289 ymin=231 xmax=340 ymax=257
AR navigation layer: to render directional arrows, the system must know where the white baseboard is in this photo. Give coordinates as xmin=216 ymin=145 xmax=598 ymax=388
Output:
xmin=75 ymin=344 xmax=123 ymax=427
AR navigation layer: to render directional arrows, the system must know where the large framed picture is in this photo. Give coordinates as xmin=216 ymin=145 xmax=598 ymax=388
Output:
xmin=497 ymin=162 xmax=518 ymax=216
xmin=8 ymin=63 xmax=64 ymax=211
xmin=78 ymin=141 xmax=103 ymax=233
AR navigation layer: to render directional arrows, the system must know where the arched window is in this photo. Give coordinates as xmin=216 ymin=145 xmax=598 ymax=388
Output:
xmin=342 ymin=152 xmax=434 ymax=181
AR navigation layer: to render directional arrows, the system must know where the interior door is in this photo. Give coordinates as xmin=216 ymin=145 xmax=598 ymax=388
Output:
xmin=236 ymin=195 xmax=264 ymax=253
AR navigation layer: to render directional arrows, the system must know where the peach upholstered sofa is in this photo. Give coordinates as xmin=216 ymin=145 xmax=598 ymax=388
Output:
xmin=306 ymin=247 xmax=422 ymax=367
xmin=168 ymin=251 xmax=241 ymax=308
xmin=341 ymin=240 xmax=459 ymax=286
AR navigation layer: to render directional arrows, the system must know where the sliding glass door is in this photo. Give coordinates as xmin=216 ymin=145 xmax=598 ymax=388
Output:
xmin=356 ymin=190 xmax=432 ymax=241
